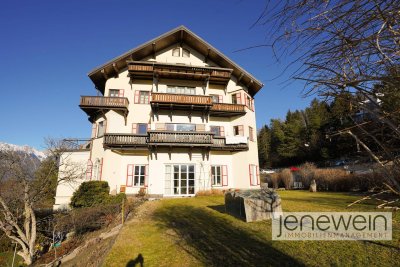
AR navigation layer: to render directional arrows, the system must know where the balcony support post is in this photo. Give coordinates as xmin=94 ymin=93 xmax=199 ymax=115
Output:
xmin=169 ymin=104 xmax=173 ymax=122
xmin=152 ymin=73 xmax=159 ymax=92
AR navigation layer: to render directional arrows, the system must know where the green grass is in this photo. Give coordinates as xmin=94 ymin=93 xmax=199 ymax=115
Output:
xmin=0 ymin=251 xmax=24 ymax=267
xmin=104 ymin=191 xmax=400 ymax=267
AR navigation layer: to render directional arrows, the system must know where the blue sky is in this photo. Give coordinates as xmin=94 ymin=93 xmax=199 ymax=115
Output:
xmin=0 ymin=0 xmax=312 ymax=150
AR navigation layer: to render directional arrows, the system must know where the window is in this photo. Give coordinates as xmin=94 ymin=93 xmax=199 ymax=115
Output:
xmin=249 ymin=164 xmax=260 ymax=185
xmin=211 ymin=95 xmax=222 ymax=103
xmin=97 ymin=121 xmax=106 ymax=137
xmin=211 ymin=165 xmax=228 ymax=186
xmin=233 ymin=125 xmax=244 ymax=136
xmin=165 ymin=164 xmax=195 ymax=195
xmin=167 ymin=86 xmax=195 ymax=95
xmin=172 ymin=47 xmax=180 ymax=57
xmin=210 ymin=126 xmax=224 ymax=137
xmin=137 ymin=123 xmax=148 ymax=134
xmin=249 ymin=126 xmax=254 ymax=141
xmin=245 ymin=95 xmax=254 ymax=110
xmin=109 ymin=89 xmax=122 ymax=97
xmin=135 ymin=91 xmax=150 ymax=104
xmin=127 ymin=164 xmax=148 ymax=187
xmin=232 ymin=93 xmax=242 ymax=104
xmin=166 ymin=123 xmax=195 ymax=132
xmin=182 ymin=48 xmax=190 ymax=58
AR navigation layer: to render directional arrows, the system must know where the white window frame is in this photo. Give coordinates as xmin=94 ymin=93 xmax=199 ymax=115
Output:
xmin=211 ymin=165 xmax=222 ymax=186
xmin=134 ymin=165 xmax=146 ymax=187
xmin=166 ymin=85 xmax=195 ymax=95
xmin=139 ymin=91 xmax=150 ymax=104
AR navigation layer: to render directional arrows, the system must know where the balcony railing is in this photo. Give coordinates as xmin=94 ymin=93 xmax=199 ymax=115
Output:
xmin=148 ymin=131 xmax=213 ymax=145
xmin=103 ymin=134 xmax=147 ymax=147
xmin=151 ymin=93 xmax=212 ymax=106
xmin=212 ymin=136 xmax=249 ymax=151
xmin=210 ymin=103 xmax=246 ymax=114
xmin=80 ymin=96 xmax=129 ymax=109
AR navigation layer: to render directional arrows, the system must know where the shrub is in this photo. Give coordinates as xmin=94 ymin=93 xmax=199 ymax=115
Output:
xmin=270 ymin=173 xmax=280 ymax=189
xmin=279 ymin=169 xmax=293 ymax=189
xmin=70 ymin=181 xmax=110 ymax=208
xmin=298 ymin=162 xmax=317 ymax=188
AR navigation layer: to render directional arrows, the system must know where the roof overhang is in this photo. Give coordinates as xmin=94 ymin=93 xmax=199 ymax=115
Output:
xmin=88 ymin=25 xmax=264 ymax=96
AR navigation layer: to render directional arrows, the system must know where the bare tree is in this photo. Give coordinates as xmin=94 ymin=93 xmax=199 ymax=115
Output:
xmin=0 ymin=139 xmax=86 ymax=264
xmin=254 ymin=0 xmax=400 ymax=194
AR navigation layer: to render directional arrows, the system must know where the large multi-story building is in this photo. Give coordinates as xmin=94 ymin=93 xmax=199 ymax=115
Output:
xmin=54 ymin=26 xmax=264 ymax=209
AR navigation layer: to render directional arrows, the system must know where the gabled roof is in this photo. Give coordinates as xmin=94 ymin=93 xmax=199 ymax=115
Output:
xmin=88 ymin=25 xmax=263 ymax=96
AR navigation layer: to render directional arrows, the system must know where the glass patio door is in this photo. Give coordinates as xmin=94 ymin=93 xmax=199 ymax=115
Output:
xmin=165 ymin=164 xmax=195 ymax=195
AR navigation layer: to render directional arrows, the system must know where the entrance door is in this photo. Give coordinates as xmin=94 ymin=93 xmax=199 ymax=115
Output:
xmin=170 ymin=164 xmax=195 ymax=195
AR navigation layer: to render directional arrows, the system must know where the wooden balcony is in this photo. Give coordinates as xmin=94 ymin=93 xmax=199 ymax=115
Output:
xmin=210 ymin=103 xmax=246 ymax=117
xmin=151 ymin=93 xmax=212 ymax=112
xmin=80 ymin=96 xmax=129 ymax=121
xmin=103 ymin=134 xmax=147 ymax=149
xmin=212 ymin=137 xmax=249 ymax=151
xmin=128 ymin=61 xmax=232 ymax=85
xmin=148 ymin=131 xmax=213 ymax=147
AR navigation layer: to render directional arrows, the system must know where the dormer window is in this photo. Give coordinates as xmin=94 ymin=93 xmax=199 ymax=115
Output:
xmin=182 ymin=48 xmax=190 ymax=58
xmin=172 ymin=48 xmax=180 ymax=57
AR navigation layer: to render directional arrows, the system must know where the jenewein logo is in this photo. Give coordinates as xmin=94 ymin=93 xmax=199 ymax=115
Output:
xmin=272 ymin=212 xmax=392 ymax=240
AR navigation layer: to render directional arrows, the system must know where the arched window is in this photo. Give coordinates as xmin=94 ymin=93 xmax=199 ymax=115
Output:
xmin=172 ymin=47 xmax=180 ymax=57
xmin=182 ymin=48 xmax=190 ymax=58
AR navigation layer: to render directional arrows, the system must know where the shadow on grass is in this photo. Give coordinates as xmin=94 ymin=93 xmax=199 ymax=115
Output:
xmin=126 ymin=253 xmax=144 ymax=267
xmin=153 ymin=205 xmax=304 ymax=266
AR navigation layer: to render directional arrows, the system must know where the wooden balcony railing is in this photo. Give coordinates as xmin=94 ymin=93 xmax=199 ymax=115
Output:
xmin=212 ymin=137 xmax=249 ymax=151
xmin=103 ymin=134 xmax=147 ymax=147
xmin=151 ymin=93 xmax=212 ymax=106
xmin=210 ymin=103 xmax=246 ymax=113
xmin=80 ymin=96 xmax=129 ymax=109
xmin=148 ymin=131 xmax=213 ymax=145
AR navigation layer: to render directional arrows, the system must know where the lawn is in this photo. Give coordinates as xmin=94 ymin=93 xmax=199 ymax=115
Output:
xmin=104 ymin=191 xmax=400 ymax=267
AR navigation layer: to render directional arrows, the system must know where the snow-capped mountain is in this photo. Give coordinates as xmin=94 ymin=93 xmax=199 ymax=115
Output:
xmin=0 ymin=142 xmax=46 ymax=161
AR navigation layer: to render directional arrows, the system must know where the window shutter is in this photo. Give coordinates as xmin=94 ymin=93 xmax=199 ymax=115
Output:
xmin=132 ymin=123 xmax=137 ymax=134
xmin=238 ymin=125 xmax=244 ymax=136
xmin=144 ymin=164 xmax=149 ymax=187
xmin=244 ymin=95 xmax=248 ymax=107
xmin=126 ymin=164 xmax=134 ymax=187
xmin=236 ymin=93 xmax=242 ymax=104
xmin=196 ymin=124 xmax=205 ymax=131
xmin=222 ymin=165 xmax=228 ymax=186
xmin=249 ymin=126 xmax=253 ymax=141
xmin=119 ymin=89 xmax=124 ymax=97
xmin=256 ymin=165 xmax=260 ymax=185
xmin=134 ymin=91 xmax=140 ymax=104
xmin=86 ymin=160 xmax=93 ymax=180
xmin=147 ymin=123 xmax=151 ymax=131
xmin=210 ymin=166 xmax=214 ymax=185
xmin=91 ymin=124 xmax=97 ymax=138
xmin=218 ymin=95 xmax=223 ymax=103
xmin=99 ymin=158 xmax=103 ymax=181
xmin=219 ymin=126 xmax=225 ymax=137
xmin=103 ymin=120 xmax=107 ymax=134
xmin=249 ymin=164 xmax=253 ymax=185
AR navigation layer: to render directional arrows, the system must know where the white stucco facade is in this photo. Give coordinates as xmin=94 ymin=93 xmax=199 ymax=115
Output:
xmin=54 ymin=26 xmax=263 ymax=209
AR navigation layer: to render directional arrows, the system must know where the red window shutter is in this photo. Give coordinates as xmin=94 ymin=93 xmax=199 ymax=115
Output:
xmin=86 ymin=160 xmax=93 ymax=180
xmin=132 ymin=123 xmax=137 ymax=134
xmin=222 ymin=165 xmax=228 ymax=186
xmin=249 ymin=127 xmax=253 ymax=141
xmin=249 ymin=164 xmax=253 ymax=185
xmin=236 ymin=93 xmax=242 ymax=104
xmin=219 ymin=126 xmax=225 ymax=137
xmin=147 ymin=124 xmax=151 ymax=131
xmin=91 ymin=124 xmax=97 ymax=138
xmin=99 ymin=158 xmax=103 ymax=181
xmin=238 ymin=125 xmax=244 ymax=136
xmin=119 ymin=89 xmax=124 ymax=97
xmin=256 ymin=165 xmax=260 ymax=185
xmin=244 ymin=94 xmax=248 ymax=107
xmin=144 ymin=164 xmax=149 ymax=187
xmin=126 ymin=164 xmax=134 ymax=187
xmin=134 ymin=91 xmax=140 ymax=104
xmin=218 ymin=95 xmax=223 ymax=103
